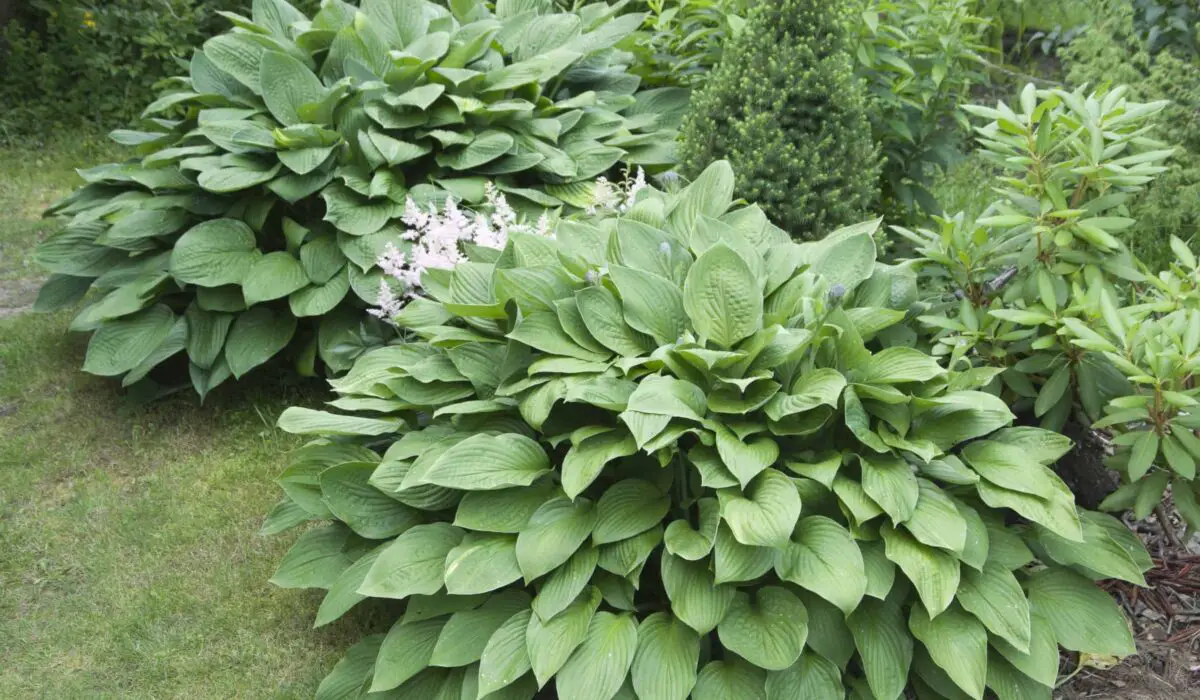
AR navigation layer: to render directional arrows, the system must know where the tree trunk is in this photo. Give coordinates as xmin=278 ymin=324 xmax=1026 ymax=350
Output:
xmin=1054 ymin=421 xmax=1120 ymax=510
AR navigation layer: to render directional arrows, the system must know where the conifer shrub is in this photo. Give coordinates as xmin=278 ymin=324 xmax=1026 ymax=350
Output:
xmin=267 ymin=161 xmax=1147 ymax=700
xmin=676 ymin=0 xmax=880 ymax=240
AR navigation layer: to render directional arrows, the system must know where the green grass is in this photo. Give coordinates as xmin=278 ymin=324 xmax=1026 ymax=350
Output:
xmin=0 ymin=135 xmax=373 ymax=697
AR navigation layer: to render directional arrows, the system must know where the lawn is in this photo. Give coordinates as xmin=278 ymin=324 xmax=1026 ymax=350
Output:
xmin=0 ymin=134 xmax=366 ymax=698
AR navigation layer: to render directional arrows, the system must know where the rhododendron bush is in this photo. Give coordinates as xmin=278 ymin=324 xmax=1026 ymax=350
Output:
xmin=32 ymin=0 xmax=686 ymax=396
xmin=267 ymin=162 xmax=1147 ymax=700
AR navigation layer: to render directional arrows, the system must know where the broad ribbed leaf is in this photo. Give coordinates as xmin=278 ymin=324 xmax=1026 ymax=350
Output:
xmin=608 ymin=265 xmax=688 ymax=345
xmin=261 ymin=50 xmax=325 ymax=125
xmin=664 ymin=498 xmax=720 ymax=561
xmin=478 ymin=609 xmax=533 ymax=696
xmin=371 ymin=617 xmax=445 ymax=691
xmin=454 ymin=483 xmax=556 ymax=534
xmin=321 ymin=462 xmax=420 ymax=539
xmin=848 ymin=598 xmax=913 ymax=700
xmin=683 ymin=242 xmax=762 ymax=347
xmin=957 ymin=562 xmax=1031 ymax=653
xmin=516 ymin=496 xmax=598 ymax=582
xmin=444 ymin=533 xmax=522 ymax=595
xmin=909 ymin=603 xmax=987 ymax=700
xmin=170 ymin=219 xmax=259 ymax=286
xmin=775 ymin=515 xmax=866 ymax=614
xmin=420 ymin=433 xmax=551 ymax=490
xmin=593 ymin=479 xmax=669 ymax=545
xmin=692 ymin=658 xmax=766 ymax=700
xmin=717 ymin=468 xmax=801 ymax=548
xmin=532 ymin=547 xmax=599 ymax=622
xmin=631 ymin=613 xmax=700 ymax=700
xmin=359 ymin=523 xmax=463 ymax=599
xmin=765 ymin=652 xmax=843 ymax=700
xmin=661 ymin=553 xmax=735 ymax=634
xmin=556 ymin=611 xmax=638 ymax=700
xmin=1026 ymin=568 xmax=1136 ymax=657
xmin=271 ymin=523 xmax=360 ymax=589
xmin=527 ymin=587 xmax=602 ymax=687
xmin=243 ymin=251 xmax=308 ymax=304
xmin=905 ymin=479 xmax=968 ymax=553
xmin=562 ymin=430 xmax=639 ymax=499
xmin=861 ymin=454 xmax=919 ymax=523
xmin=429 ymin=591 xmax=530 ymax=668
xmin=225 ymin=306 xmax=296 ymax=377
xmin=83 ymin=304 xmax=176 ymax=376
xmin=717 ymin=587 xmax=808 ymax=671
xmin=880 ymin=524 xmax=960 ymax=617
xmin=277 ymin=407 xmax=401 ymax=436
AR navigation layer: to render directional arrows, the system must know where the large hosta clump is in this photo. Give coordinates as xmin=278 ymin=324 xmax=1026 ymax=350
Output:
xmin=34 ymin=0 xmax=685 ymax=397
xmin=268 ymin=162 xmax=1148 ymax=699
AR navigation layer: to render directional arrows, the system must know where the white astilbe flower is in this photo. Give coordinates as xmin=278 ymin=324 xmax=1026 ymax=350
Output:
xmin=370 ymin=187 xmax=555 ymax=322
xmin=587 ymin=177 xmax=620 ymax=214
xmin=621 ymin=167 xmax=647 ymax=212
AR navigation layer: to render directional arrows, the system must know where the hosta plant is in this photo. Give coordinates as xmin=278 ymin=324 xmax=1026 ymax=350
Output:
xmin=33 ymin=0 xmax=686 ymax=397
xmin=268 ymin=161 xmax=1146 ymax=700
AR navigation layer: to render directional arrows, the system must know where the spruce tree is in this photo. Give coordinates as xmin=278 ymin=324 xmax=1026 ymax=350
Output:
xmin=678 ymin=0 xmax=880 ymax=240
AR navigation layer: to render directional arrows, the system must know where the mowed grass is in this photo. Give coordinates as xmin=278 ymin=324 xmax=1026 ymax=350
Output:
xmin=0 ymin=136 xmax=370 ymax=697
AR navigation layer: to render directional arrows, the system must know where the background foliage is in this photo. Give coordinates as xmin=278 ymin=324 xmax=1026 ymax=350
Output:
xmin=0 ymin=0 xmax=316 ymax=142
xmin=678 ymin=0 xmax=880 ymax=240
xmin=1061 ymin=0 xmax=1200 ymax=270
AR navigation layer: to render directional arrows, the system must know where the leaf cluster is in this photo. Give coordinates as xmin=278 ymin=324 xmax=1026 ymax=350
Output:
xmin=32 ymin=0 xmax=687 ymax=397
xmin=268 ymin=161 xmax=1146 ymax=700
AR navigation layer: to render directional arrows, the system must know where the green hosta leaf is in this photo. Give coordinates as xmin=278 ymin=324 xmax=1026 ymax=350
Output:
xmin=956 ymin=561 xmax=1031 ymax=653
xmin=532 ymin=547 xmax=598 ymax=622
xmin=170 ymin=219 xmax=260 ymax=287
xmin=717 ymin=586 xmax=808 ymax=671
xmin=765 ymin=369 xmax=846 ymax=420
xmin=371 ymin=617 xmax=445 ymax=691
xmin=261 ymin=50 xmax=326 ymax=126
xmin=975 ymin=479 xmax=1082 ymax=542
xmin=880 ymin=524 xmax=960 ymax=618
xmin=631 ymin=613 xmax=700 ymax=700
xmin=271 ymin=523 xmax=361 ymax=589
xmin=444 ymin=533 xmax=522 ymax=595
xmin=661 ymin=553 xmax=735 ymax=634
xmin=562 ymin=430 xmax=639 ymax=499
xmin=315 ymin=544 xmax=383 ymax=627
xmin=290 ymin=269 xmax=350 ymax=317
xmin=556 ymin=611 xmax=638 ymax=700
xmin=626 ymin=374 xmax=707 ymax=421
xmin=243 ymin=251 xmax=308 ymax=304
xmin=909 ymin=603 xmax=988 ymax=700
xmin=225 ymin=307 xmax=297 ymax=378
xmin=576 ymin=286 xmax=656 ymax=357
xmin=717 ymin=468 xmax=801 ymax=548
xmin=321 ymin=462 xmax=420 ymax=539
xmin=454 ymin=482 xmax=556 ymax=534
xmin=714 ymin=426 xmax=780 ymax=488
xmin=593 ymin=479 xmax=670 ymax=545
xmin=796 ymin=591 xmax=856 ymax=669
xmin=516 ymin=495 xmax=598 ymax=582
xmin=278 ymin=407 xmax=401 ymax=436
xmin=961 ymin=441 xmax=1064 ymax=500
xmin=1034 ymin=513 xmax=1148 ymax=585
xmin=992 ymin=612 xmax=1059 ymax=688
xmin=667 ymin=160 xmax=735 ymax=235
xmin=317 ymin=635 xmax=384 ymax=700
xmin=713 ymin=523 xmax=774 ymax=584
xmin=860 ymin=454 xmax=919 ymax=523
xmin=527 ymin=587 xmax=602 ymax=687
xmin=608 ymin=265 xmax=688 ymax=345
xmin=420 ymin=433 xmax=550 ymax=491
xmin=436 ymin=131 xmax=515 ymax=170
xmin=795 ymin=220 xmax=879 ymax=293
xmin=765 ymin=652 xmax=844 ymax=700
xmin=359 ymin=523 xmax=464 ymax=599
xmin=664 ymin=498 xmax=720 ymax=561
xmin=1026 ymin=568 xmax=1136 ymax=657
xmin=693 ymin=658 xmax=766 ymax=700
xmin=986 ymin=654 xmax=1052 ymax=700
xmin=683 ymin=242 xmax=762 ymax=348
xmin=775 ymin=515 xmax=866 ymax=615
xmin=905 ymin=480 xmax=968 ymax=553
xmin=858 ymin=347 xmax=944 ymax=384
xmin=83 ymin=304 xmax=176 ymax=376
xmin=848 ymin=598 xmax=913 ymax=700
xmin=184 ymin=305 xmax=233 ymax=370
xmin=429 ymin=591 xmax=530 ymax=668
xmin=478 ymin=608 xmax=533 ymax=697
